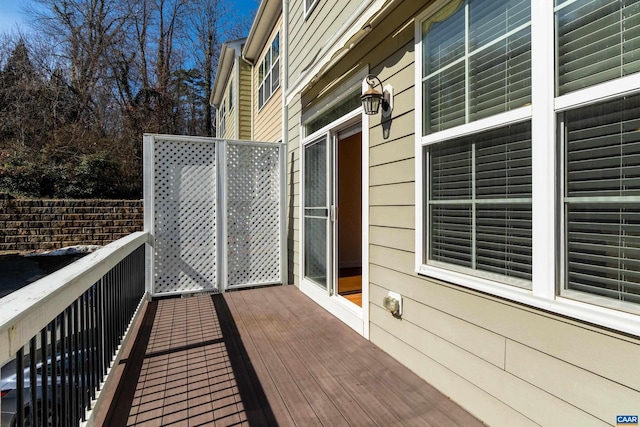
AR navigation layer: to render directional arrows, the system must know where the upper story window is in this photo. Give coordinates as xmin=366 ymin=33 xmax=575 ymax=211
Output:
xmin=556 ymin=0 xmax=640 ymax=95
xmin=218 ymin=102 xmax=226 ymax=137
xmin=421 ymin=0 xmax=531 ymax=135
xmin=419 ymin=0 xmax=532 ymax=287
xmin=258 ymin=32 xmax=280 ymax=110
xmin=417 ymin=0 xmax=640 ymax=334
xmin=229 ymin=80 xmax=234 ymax=111
xmin=305 ymin=0 xmax=319 ymax=18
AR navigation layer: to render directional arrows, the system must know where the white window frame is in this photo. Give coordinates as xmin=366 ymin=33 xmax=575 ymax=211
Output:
xmin=415 ymin=0 xmax=640 ymax=337
xmin=218 ymin=101 xmax=226 ymax=137
xmin=304 ymin=0 xmax=320 ymax=20
xmin=258 ymin=32 xmax=280 ymax=111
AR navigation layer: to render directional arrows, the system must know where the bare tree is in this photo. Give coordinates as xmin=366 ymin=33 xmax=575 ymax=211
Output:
xmin=0 ymin=0 xmax=257 ymax=198
xmin=32 ymin=0 xmax=129 ymax=132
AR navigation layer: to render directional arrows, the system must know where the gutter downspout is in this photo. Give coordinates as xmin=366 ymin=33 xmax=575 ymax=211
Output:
xmin=234 ymin=54 xmax=240 ymax=139
xmin=240 ymin=55 xmax=254 ymax=140
xmin=282 ymin=0 xmax=290 ymax=285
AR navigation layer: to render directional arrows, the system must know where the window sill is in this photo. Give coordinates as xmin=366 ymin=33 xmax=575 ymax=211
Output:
xmin=417 ymin=264 xmax=640 ymax=338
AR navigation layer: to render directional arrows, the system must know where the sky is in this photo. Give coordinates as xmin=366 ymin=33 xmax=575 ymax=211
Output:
xmin=0 ymin=0 xmax=260 ymax=34
xmin=0 ymin=1 xmax=29 ymax=34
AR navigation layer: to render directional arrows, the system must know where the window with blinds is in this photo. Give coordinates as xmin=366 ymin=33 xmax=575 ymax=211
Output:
xmin=218 ymin=102 xmax=226 ymax=137
xmin=428 ymin=122 xmax=532 ymax=284
xmin=564 ymin=95 xmax=640 ymax=304
xmin=258 ymin=33 xmax=280 ymax=110
xmin=305 ymin=0 xmax=319 ymax=16
xmin=556 ymin=0 xmax=640 ymax=95
xmin=422 ymin=0 xmax=531 ymax=135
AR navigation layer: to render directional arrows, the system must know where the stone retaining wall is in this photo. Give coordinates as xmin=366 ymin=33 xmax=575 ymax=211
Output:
xmin=0 ymin=199 xmax=143 ymax=252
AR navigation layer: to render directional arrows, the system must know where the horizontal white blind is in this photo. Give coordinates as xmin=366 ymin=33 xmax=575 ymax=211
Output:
xmin=469 ymin=28 xmax=531 ymax=121
xmin=431 ymin=205 xmax=473 ymax=267
xmin=477 ymin=204 xmax=532 ymax=280
xmin=428 ymin=122 xmax=532 ymax=282
xmin=423 ymin=3 xmax=466 ymax=134
xmin=565 ymin=95 xmax=640 ymax=303
xmin=422 ymin=0 xmax=531 ymax=135
xmin=556 ymin=0 xmax=640 ymax=95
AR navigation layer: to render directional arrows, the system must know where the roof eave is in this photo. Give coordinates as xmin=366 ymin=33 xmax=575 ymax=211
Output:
xmin=210 ymin=39 xmax=246 ymax=107
xmin=243 ymin=0 xmax=282 ymax=62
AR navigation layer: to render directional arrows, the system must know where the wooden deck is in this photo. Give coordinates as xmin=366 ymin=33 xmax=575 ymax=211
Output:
xmin=95 ymin=285 xmax=483 ymax=426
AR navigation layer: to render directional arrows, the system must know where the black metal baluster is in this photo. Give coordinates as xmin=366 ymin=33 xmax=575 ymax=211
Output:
xmin=41 ymin=329 xmax=49 ymax=427
xmin=16 ymin=348 xmax=24 ymax=427
xmin=66 ymin=305 xmax=75 ymax=425
xmin=87 ymin=288 xmax=96 ymax=402
xmin=59 ymin=310 xmax=67 ymax=427
xmin=51 ymin=316 xmax=59 ymax=427
xmin=118 ymin=262 xmax=124 ymax=340
xmin=73 ymin=300 xmax=81 ymax=424
xmin=79 ymin=294 xmax=88 ymax=418
xmin=122 ymin=259 xmax=128 ymax=332
xmin=111 ymin=267 xmax=118 ymax=360
xmin=105 ymin=271 xmax=112 ymax=369
xmin=106 ymin=272 xmax=112 ymax=377
xmin=29 ymin=337 xmax=38 ymax=426
xmin=96 ymin=278 xmax=105 ymax=387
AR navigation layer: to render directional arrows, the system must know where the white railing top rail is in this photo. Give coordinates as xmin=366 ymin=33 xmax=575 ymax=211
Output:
xmin=144 ymin=133 xmax=285 ymax=147
xmin=0 ymin=231 xmax=149 ymax=367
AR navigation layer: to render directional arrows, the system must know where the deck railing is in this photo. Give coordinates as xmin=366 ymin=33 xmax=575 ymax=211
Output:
xmin=0 ymin=232 xmax=149 ymax=426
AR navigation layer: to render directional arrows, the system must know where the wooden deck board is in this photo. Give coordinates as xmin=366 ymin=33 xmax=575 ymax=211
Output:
xmin=239 ymin=286 xmax=386 ymax=427
xmin=252 ymin=286 xmax=452 ymax=426
xmin=235 ymin=288 xmax=373 ymax=427
xmin=97 ymin=285 xmax=483 ymax=426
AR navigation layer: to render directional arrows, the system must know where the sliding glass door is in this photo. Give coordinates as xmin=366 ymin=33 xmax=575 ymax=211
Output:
xmin=303 ymin=135 xmax=330 ymax=289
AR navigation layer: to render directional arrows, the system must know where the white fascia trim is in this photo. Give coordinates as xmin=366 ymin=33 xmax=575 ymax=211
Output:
xmin=418 ymin=265 xmax=640 ymax=338
xmin=244 ymin=0 xmax=282 ymax=61
xmin=285 ymin=0 xmax=388 ymax=106
xmin=211 ymin=39 xmax=246 ymax=106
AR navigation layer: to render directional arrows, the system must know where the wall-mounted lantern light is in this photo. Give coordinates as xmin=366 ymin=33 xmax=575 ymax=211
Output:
xmin=361 ymin=74 xmax=393 ymax=117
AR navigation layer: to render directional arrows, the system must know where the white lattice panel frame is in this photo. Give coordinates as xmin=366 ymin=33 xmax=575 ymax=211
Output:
xmin=144 ymin=135 xmax=285 ymax=296
xmin=225 ymin=142 xmax=283 ymax=288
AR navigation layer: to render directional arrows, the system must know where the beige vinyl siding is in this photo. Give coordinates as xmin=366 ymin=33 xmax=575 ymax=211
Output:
xmin=254 ymin=17 xmax=283 ymax=142
xmin=221 ymin=64 xmax=236 ymax=140
xmin=255 ymin=90 xmax=282 ymax=141
xmin=286 ymin=0 xmax=640 ymax=424
xmin=287 ymin=1 xmax=363 ymax=86
xmin=238 ymin=59 xmax=252 ymax=140
xmin=286 ymin=91 xmax=302 ymax=286
xmin=222 ymin=97 xmax=235 ymax=139
xmin=362 ymin=2 xmax=640 ymax=424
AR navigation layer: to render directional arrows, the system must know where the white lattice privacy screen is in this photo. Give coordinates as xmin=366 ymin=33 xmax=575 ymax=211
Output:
xmin=226 ymin=143 xmax=282 ymax=288
xmin=144 ymin=135 xmax=284 ymax=296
